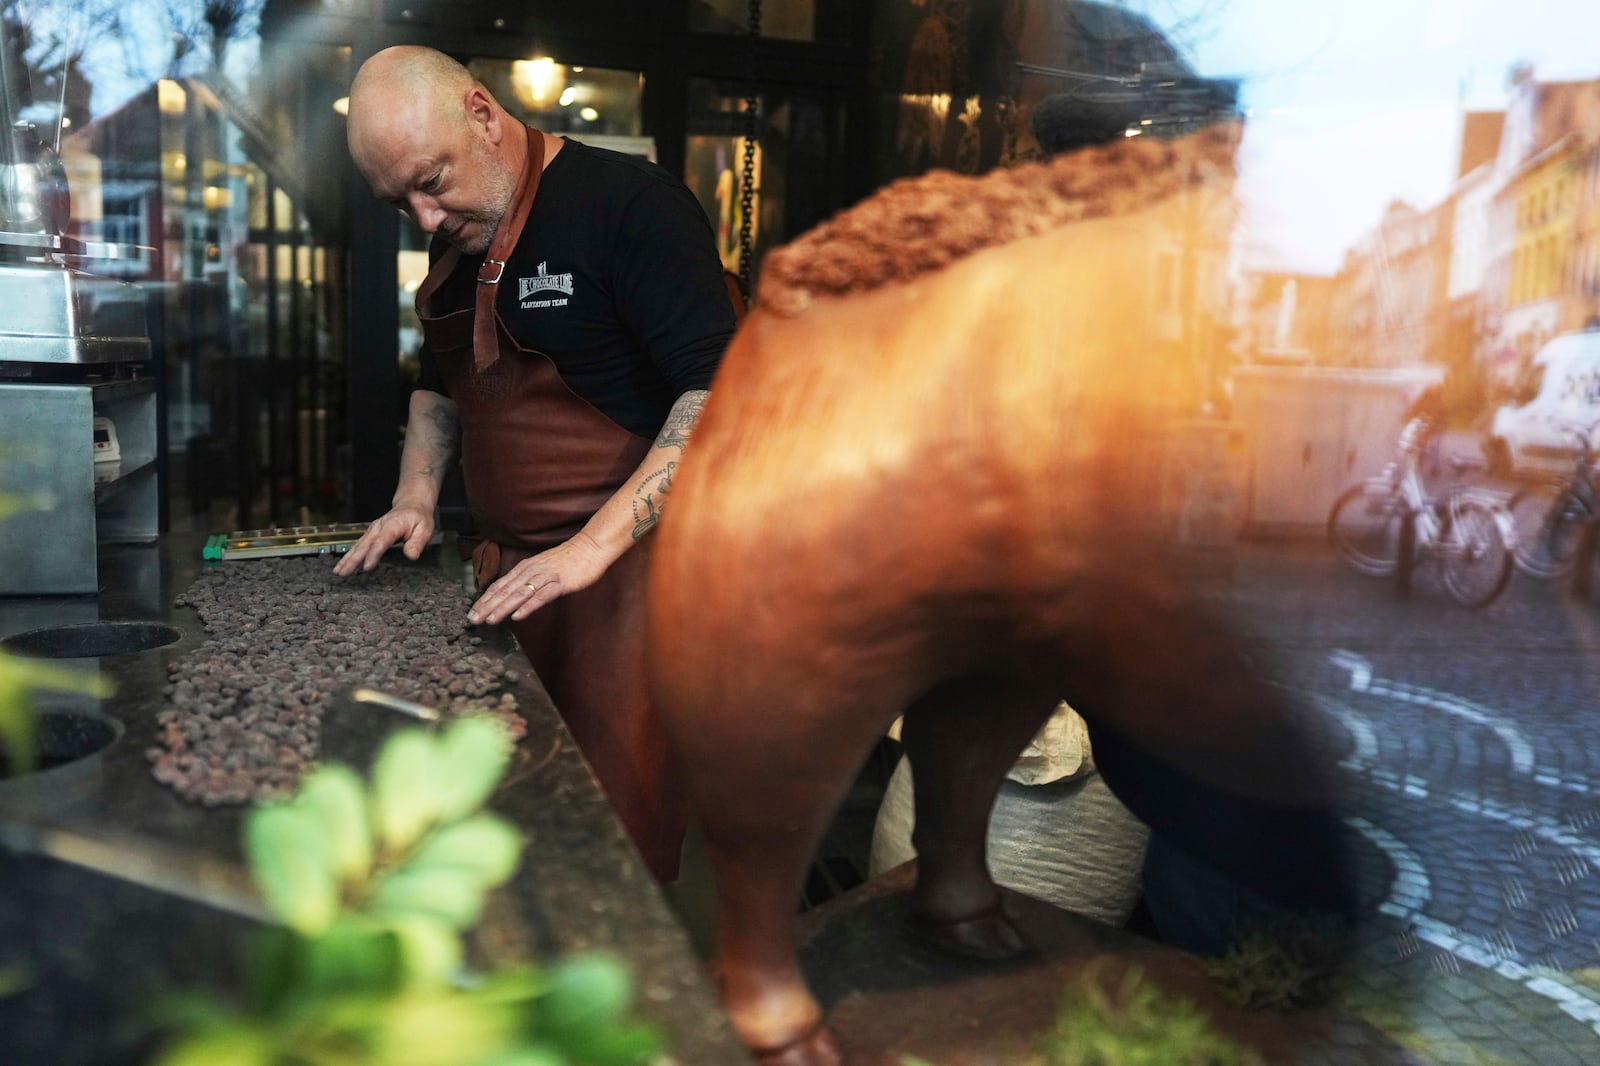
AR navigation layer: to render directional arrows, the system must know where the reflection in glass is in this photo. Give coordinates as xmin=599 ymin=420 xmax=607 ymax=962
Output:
xmin=466 ymin=58 xmax=642 ymax=139
xmin=1 ymin=1 xmax=1600 ymax=1059
xmin=6 ymin=1 xmax=350 ymax=530
xmin=395 ymin=56 xmax=646 ymax=376
xmin=685 ymin=76 xmax=844 ymax=291
xmin=855 ymin=5 xmax=1600 ymax=1059
xmin=689 ymin=0 xmax=859 ymax=45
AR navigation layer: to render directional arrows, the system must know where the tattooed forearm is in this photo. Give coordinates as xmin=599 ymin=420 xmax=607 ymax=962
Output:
xmin=398 ymin=393 xmax=460 ymax=494
xmin=656 ymin=389 xmax=708 ymax=451
xmin=419 ymin=401 xmax=460 ymax=474
xmin=424 ymin=400 xmax=460 ymax=440
xmin=625 ymin=391 xmax=708 ymax=541
xmin=632 ymin=460 xmax=678 ymax=540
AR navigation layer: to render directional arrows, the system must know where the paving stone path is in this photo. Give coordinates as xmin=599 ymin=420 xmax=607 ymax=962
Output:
xmin=1228 ymin=539 xmax=1600 ymax=1063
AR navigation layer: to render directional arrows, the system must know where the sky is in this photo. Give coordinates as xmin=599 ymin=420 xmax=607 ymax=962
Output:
xmin=17 ymin=0 xmax=1600 ymax=278
xmin=8 ymin=0 xmax=265 ymax=128
xmin=1157 ymin=0 xmax=1600 ymax=274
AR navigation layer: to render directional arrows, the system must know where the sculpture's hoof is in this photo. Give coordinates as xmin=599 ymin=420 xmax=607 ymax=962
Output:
xmin=908 ymin=901 xmax=1027 ymax=960
xmin=753 ymin=1022 xmax=844 ymax=1066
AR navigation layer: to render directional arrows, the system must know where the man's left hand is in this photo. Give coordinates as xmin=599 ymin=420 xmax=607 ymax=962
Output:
xmin=467 ymin=532 xmax=611 ymax=625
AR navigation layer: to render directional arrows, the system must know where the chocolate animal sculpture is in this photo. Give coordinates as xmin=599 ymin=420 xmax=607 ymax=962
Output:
xmin=647 ymin=126 xmax=1356 ymax=1065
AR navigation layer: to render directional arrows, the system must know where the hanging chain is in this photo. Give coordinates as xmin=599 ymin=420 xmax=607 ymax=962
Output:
xmin=738 ymin=0 xmax=762 ymax=302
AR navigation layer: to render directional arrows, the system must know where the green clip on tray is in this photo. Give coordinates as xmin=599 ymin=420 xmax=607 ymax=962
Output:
xmin=203 ymin=524 xmax=373 ymax=561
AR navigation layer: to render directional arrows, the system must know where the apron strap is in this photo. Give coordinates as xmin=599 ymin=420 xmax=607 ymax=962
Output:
xmin=474 ymin=124 xmax=546 ymax=371
xmin=414 ymin=244 xmax=460 ymax=313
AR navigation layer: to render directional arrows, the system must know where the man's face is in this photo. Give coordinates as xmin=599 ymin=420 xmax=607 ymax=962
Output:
xmin=350 ymin=97 xmax=516 ymax=255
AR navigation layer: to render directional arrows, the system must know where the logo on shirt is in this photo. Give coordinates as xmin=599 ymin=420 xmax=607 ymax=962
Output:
xmin=518 ymin=261 xmax=574 ymax=308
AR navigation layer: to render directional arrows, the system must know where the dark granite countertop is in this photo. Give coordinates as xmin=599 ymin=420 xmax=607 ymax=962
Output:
xmin=0 ymin=534 xmax=749 ymax=1066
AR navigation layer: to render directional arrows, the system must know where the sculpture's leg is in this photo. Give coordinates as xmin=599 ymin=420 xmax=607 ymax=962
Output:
xmin=1055 ymin=587 xmax=1358 ymax=917
xmin=899 ymin=676 xmax=1058 ymax=958
xmin=675 ymin=675 xmax=902 ymax=1066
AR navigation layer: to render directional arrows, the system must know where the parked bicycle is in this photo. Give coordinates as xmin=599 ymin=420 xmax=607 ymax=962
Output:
xmin=1506 ymin=421 xmax=1599 ymax=579
xmin=1327 ymin=416 xmax=1514 ymax=607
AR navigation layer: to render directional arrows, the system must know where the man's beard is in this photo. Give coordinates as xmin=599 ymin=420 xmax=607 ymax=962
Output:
xmin=452 ymin=135 xmax=519 ymax=255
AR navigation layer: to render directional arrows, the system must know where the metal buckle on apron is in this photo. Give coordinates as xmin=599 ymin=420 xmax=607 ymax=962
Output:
xmin=478 ymin=257 xmax=507 ymax=285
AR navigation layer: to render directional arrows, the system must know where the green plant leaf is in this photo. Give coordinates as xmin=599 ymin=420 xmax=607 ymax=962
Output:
xmin=0 ymin=675 xmax=38 ymax=775
xmin=552 ymin=1020 xmax=662 ymax=1066
xmin=308 ymin=990 xmax=402 ymax=1043
xmin=1040 ymin=964 xmax=1263 ymax=1066
xmin=245 ymin=802 xmax=340 ymax=936
xmin=389 ymin=916 xmax=465 ymax=988
xmin=369 ymin=867 xmax=486 ymax=930
xmin=372 ymin=729 xmax=445 ymax=853
xmin=0 ymin=652 xmax=115 ymax=699
xmin=153 ymin=718 xmax=670 ymax=1066
xmin=153 ymin=1025 xmax=276 ymax=1066
xmin=472 ymin=1046 xmax=569 ymax=1066
xmin=298 ymin=764 xmax=374 ymax=886
xmin=371 ymin=991 xmax=514 ymax=1066
xmin=0 ymin=650 xmax=113 ymax=775
xmin=408 ymin=814 xmax=523 ymax=889
xmin=434 ymin=716 xmax=514 ymax=821
xmin=475 ymin=965 xmax=550 ymax=1006
xmin=141 ymin=990 xmax=244 ymax=1038
xmin=539 ymin=955 xmax=634 ymax=1038
xmin=298 ymin=918 xmax=404 ymax=999
xmin=246 ymin=927 xmax=301 ymax=1016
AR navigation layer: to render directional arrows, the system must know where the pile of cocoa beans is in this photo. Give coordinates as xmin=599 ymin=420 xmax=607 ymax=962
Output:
xmin=149 ymin=557 xmax=525 ymax=806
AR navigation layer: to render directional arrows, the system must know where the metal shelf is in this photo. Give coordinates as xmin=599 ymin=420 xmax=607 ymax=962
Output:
xmin=0 ymin=229 xmax=150 ymax=261
xmin=93 ymin=458 xmax=158 ymax=505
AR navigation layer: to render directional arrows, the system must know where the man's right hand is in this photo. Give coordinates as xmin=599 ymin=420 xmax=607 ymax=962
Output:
xmin=332 ymin=504 xmax=436 ymax=576
xmin=338 ymin=389 xmax=457 ymax=577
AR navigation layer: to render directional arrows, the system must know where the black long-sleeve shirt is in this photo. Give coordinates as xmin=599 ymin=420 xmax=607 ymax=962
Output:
xmin=417 ymin=137 xmax=736 ymax=438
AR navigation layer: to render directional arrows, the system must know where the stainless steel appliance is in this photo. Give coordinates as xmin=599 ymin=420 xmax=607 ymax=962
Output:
xmin=0 ymin=39 xmax=156 ymax=595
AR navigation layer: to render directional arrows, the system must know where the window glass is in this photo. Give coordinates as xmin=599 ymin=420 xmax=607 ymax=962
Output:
xmin=466 ymin=58 xmax=643 ymax=138
xmin=689 ymin=0 xmax=858 ymax=45
xmin=860 ymin=4 xmax=1600 ymax=1061
xmin=392 ymin=58 xmax=644 ymax=527
xmin=400 ymin=56 xmax=646 ymax=363
xmin=396 ymin=58 xmax=645 ymax=368
xmin=869 ymin=0 xmax=1600 ymax=394
xmin=5 ymin=0 xmax=349 ymax=531
xmin=684 ymin=75 xmax=845 ymax=290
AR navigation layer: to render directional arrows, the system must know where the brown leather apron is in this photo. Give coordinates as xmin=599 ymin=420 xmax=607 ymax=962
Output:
xmin=414 ymin=126 xmax=685 ymax=882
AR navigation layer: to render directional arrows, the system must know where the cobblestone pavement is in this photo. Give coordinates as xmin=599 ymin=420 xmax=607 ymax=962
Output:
xmin=1223 ymin=537 xmax=1600 ymax=1064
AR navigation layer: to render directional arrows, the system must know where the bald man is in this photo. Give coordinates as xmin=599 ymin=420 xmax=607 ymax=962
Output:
xmin=337 ymin=46 xmax=737 ymax=881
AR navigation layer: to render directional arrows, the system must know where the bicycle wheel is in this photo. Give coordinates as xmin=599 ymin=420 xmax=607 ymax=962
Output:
xmin=1328 ymin=484 xmax=1403 ymax=576
xmin=1440 ymin=500 xmax=1513 ymax=608
xmin=1507 ymin=483 xmax=1590 ymax=579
